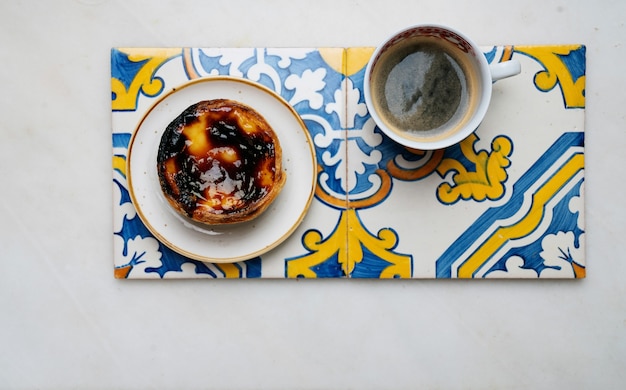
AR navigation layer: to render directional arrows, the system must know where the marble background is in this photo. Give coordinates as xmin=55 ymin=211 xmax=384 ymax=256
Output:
xmin=1 ymin=0 xmax=624 ymax=388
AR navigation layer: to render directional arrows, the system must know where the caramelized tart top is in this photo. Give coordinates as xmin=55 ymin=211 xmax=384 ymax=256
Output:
xmin=157 ymin=99 xmax=286 ymax=225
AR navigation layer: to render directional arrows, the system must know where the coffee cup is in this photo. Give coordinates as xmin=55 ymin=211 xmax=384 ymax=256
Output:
xmin=363 ymin=24 xmax=521 ymax=150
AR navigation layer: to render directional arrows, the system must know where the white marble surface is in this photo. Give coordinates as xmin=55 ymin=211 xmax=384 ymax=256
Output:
xmin=1 ymin=0 xmax=624 ymax=388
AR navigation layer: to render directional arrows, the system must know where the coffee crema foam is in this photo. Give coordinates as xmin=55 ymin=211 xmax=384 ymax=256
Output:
xmin=370 ymin=37 xmax=480 ymax=139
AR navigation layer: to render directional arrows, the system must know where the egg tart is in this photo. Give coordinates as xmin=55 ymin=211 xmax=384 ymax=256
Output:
xmin=157 ymin=99 xmax=286 ymax=225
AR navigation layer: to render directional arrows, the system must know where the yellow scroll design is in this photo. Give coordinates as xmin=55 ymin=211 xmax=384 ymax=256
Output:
xmin=286 ymin=210 xmax=349 ymax=278
xmin=515 ymin=45 xmax=586 ymax=109
xmin=436 ymin=134 xmax=513 ymax=204
xmin=286 ymin=209 xmax=411 ymax=278
xmin=216 ymin=263 xmax=244 ymax=278
xmin=112 ymin=155 xmax=126 ymax=178
xmin=345 ymin=209 xmax=412 ymax=278
xmin=111 ymin=48 xmax=182 ymax=111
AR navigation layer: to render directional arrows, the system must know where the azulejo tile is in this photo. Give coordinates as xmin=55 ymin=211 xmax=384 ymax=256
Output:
xmin=111 ymin=45 xmax=585 ymax=279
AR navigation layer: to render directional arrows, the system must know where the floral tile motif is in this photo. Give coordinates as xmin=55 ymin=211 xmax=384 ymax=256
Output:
xmin=111 ymin=45 xmax=585 ymax=279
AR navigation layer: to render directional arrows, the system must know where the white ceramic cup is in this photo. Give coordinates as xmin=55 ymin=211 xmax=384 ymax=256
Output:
xmin=364 ymin=24 xmax=521 ymax=150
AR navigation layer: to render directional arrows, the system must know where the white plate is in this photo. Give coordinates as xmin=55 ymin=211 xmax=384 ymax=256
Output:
xmin=127 ymin=77 xmax=317 ymax=263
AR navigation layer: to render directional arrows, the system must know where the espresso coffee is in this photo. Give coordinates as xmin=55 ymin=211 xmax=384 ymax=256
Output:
xmin=370 ymin=37 xmax=480 ymax=138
